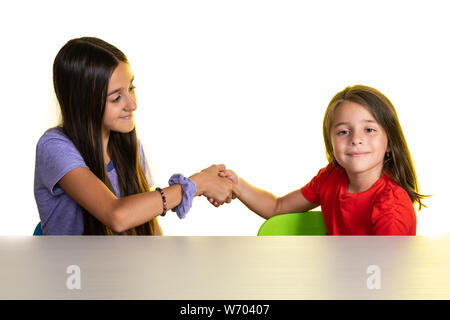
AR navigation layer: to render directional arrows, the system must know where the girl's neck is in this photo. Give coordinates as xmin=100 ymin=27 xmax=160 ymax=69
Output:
xmin=346 ymin=169 xmax=383 ymax=193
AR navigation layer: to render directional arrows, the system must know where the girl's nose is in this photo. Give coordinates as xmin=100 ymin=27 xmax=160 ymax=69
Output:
xmin=351 ymin=132 xmax=363 ymax=145
xmin=125 ymin=94 xmax=137 ymax=111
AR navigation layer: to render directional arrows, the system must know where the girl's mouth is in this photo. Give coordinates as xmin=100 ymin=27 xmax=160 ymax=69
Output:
xmin=347 ymin=152 xmax=369 ymax=157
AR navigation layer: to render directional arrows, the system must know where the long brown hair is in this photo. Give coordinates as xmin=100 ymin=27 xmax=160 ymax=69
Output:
xmin=53 ymin=37 xmax=161 ymax=234
xmin=322 ymin=85 xmax=427 ymax=210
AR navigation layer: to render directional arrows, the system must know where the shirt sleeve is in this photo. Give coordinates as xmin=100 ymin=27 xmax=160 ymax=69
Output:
xmin=35 ymin=131 xmax=88 ymax=196
xmin=371 ymin=186 xmax=417 ymax=235
xmin=300 ymin=164 xmax=335 ymax=205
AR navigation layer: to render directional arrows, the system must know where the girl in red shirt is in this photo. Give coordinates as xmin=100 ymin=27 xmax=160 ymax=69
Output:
xmin=217 ymin=85 xmax=427 ymax=235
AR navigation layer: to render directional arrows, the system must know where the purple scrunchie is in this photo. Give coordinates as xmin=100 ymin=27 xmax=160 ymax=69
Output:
xmin=168 ymin=174 xmax=197 ymax=219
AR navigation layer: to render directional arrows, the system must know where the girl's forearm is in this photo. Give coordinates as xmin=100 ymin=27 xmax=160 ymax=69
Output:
xmin=112 ymin=184 xmax=183 ymax=232
xmin=111 ymin=170 xmax=222 ymax=232
xmin=237 ymin=178 xmax=280 ymax=219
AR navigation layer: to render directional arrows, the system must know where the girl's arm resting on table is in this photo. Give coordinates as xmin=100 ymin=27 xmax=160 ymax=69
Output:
xmin=236 ymin=178 xmax=318 ymax=220
xmin=58 ymin=165 xmax=231 ymax=233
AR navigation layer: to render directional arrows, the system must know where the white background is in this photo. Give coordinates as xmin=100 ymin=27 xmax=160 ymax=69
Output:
xmin=1 ymin=0 xmax=449 ymax=236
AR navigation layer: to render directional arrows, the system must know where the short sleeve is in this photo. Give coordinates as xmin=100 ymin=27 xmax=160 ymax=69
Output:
xmin=35 ymin=129 xmax=88 ymax=196
xmin=371 ymin=186 xmax=416 ymax=235
xmin=300 ymin=164 xmax=335 ymax=205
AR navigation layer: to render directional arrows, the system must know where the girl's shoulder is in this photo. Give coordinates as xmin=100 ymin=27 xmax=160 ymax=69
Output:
xmin=34 ymin=127 xmax=88 ymax=195
xmin=37 ymin=126 xmax=71 ymax=146
xmin=370 ymin=175 xmax=416 ymax=234
xmin=373 ymin=175 xmax=413 ymax=209
xmin=304 ymin=162 xmax=346 ymax=191
xmin=317 ymin=162 xmax=346 ymax=181
xmin=382 ymin=175 xmax=410 ymax=199
xmin=36 ymin=126 xmax=84 ymax=164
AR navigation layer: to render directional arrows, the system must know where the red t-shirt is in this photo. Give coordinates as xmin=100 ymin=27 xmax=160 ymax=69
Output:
xmin=301 ymin=163 xmax=416 ymax=235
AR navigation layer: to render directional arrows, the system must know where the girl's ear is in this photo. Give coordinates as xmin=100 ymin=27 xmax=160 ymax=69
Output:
xmin=386 ymin=142 xmax=391 ymax=153
xmin=384 ymin=143 xmax=392 ymax=162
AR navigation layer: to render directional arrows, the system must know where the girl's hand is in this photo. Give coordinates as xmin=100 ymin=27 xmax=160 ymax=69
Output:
xmin=219 ymin=169 xmax=238 ymax=185
xmin=190 ymin=164 xmax=234 ymax=206
xmin=207 ymin=168 xmax=241 ymax=207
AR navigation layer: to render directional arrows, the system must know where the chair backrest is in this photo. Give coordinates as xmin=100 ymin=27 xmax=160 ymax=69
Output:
xmin=257 ymin=211 xmax=327 ymax=236
xmin=33 ymin=222 xmax=43 ymax=236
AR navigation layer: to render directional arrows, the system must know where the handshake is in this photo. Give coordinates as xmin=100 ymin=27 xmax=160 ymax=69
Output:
xmin=190 ymin=164 xmax=240 ymax=207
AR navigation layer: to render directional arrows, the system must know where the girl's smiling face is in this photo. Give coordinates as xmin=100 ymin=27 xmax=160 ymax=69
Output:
xmin=102 ymin=62 xmax=137 ymax=135
xmin=331 ymin=101 xmax=389 ymax=181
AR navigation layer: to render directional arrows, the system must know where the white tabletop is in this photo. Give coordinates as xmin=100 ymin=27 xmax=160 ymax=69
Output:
xmin=1 ymin=235 xmax=450 ymax=300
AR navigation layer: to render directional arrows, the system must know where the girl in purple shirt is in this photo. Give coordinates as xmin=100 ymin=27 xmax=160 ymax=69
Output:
xmin=34 ymin=37 xmax=235 ymax=235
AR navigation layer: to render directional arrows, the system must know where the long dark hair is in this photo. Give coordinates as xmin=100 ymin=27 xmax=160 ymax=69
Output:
xmin=322 ymin=85 xmax=427 ymax=210
xmin=53 ymin=37 xmax=161 ymax=235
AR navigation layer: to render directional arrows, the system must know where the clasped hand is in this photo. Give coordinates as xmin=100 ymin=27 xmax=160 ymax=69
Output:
xmin=196 ymin=164 xmax=239 ymax=207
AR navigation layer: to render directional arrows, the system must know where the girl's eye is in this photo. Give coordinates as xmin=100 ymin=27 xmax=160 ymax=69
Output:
xmin=129 ymin=85 xmax=136 ymax=92
xmin=337 ymin=129 xmax=349 ymax=135
xmin=111 ymin=95 xmax=121 ymax=103
xmin=366 ymin=128 xmax=376 ymax=133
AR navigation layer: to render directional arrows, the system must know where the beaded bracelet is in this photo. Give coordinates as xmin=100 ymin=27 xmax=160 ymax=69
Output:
xmin=156 ymin=187 xmax=167 ymax=216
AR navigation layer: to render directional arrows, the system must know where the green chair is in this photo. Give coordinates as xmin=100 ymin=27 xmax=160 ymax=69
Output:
xmin=257 ymin=211 xmax=327 ymax=236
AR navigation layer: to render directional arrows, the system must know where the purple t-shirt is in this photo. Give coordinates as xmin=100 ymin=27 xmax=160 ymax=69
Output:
xmin=33 ymin=127 xmax=152 ymax=235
